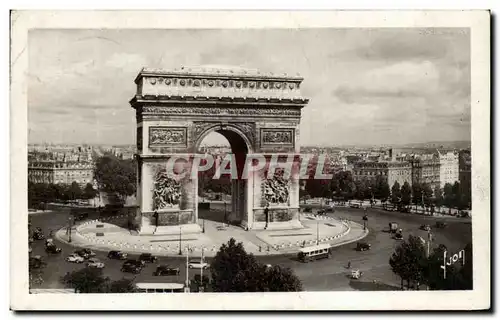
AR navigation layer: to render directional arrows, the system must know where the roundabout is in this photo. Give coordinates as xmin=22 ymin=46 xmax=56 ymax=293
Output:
xmin=30 ymin=205 xmax=471 ymax=291
xmin=54 ymin=208 xmax=368 ymax=257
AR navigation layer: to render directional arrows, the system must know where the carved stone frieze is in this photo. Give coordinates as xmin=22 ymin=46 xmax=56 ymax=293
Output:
xmin=149 ymin=127 xmax=187 ymax=146
xmin=260 ymin=128 xmax=295 ymax=145
xmin=142 ymin=106 xmax=301 ymax=117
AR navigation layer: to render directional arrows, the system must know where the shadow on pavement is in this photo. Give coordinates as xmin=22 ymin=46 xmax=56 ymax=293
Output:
xmin=349 ymin=280 xmax=401 ymax=291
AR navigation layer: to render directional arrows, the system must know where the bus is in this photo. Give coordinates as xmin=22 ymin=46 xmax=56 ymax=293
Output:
xmin=135 ymin=282 xmax=186 ymax=293
xmin=297 ymin=244 xmax=332 ymax=262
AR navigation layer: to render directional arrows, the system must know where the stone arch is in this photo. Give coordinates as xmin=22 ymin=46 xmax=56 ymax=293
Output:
xmin=193 ymin=123 xmax=254 ymax=154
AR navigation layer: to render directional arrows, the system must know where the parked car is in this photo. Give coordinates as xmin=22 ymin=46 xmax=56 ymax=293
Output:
xmin=153 ymin=265 xmax=180 ymax=276
xmin=33 ymin=230 xmax=45 ymax=240
xmin=303 ymin=207 xmax=312 ymax=213
xmin=45 ymin=244 xmax=62 ymax=254
xmin=66 ymin=253 xmax=85 ymax=263
xmin=75 ymin=249 xmax=96 ymax=259
xmin=356 ymin=242 xmax=371 ymax=251
xmin=121 ymin=260 xmax=143 ymax=274
xmin=420 ymin=224 xmax=431 ymax=231
xmin=188 ymin=260 xmax=210 ymax=270
xmin=29 ymin=255 xmax=45 ymax=269
xmin=435 ymin=221 xmax=447 ymax=229
xmin=107 ymin=250 xmax=128 ymax=260
xmin=139 ymin=253 xmax=158 ymax=263
xmin=317 ymin=209 xmax=326 ymax=215
xmin=87 ymin=258 xmax=105 ymax=269
xmin=393 ymin=233 xmax=404 ymax=240
xmin=350 ymin=203 xmax=361 ymax=209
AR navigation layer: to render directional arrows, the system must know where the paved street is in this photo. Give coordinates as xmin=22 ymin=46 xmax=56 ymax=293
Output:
xmin=29 ymin=206 xmax=472 ymax=291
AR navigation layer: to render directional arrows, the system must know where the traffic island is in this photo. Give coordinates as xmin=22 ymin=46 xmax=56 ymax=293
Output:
xmin=54 ymin=214 xmax=368 ymax=257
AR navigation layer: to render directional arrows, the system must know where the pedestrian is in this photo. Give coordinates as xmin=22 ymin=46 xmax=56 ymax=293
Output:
xmin=347 ymin=261 xmax=351 ymax=269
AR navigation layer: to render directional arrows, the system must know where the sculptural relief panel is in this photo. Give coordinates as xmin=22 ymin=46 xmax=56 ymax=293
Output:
xmin=260 ymin=128 xmax=295 ymax=146
xmin=263 ymin=169 xmax=290 ymax=206
xmin=151 ymin=165 xmax=182 ymax=211
xmin=149 ymin=127 xmax=187 ymax=147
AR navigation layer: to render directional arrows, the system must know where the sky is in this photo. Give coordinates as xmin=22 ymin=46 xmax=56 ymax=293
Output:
xmin=28 ymin=28 xmax=471 ymax=147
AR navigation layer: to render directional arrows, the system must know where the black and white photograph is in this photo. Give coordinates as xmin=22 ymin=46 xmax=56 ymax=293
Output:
xmin=10 ymin=10 xmax=490 ymax=310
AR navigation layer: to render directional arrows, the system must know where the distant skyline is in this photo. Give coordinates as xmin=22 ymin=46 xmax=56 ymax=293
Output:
xmin=28 ymin=28 xmax=471 ymax=146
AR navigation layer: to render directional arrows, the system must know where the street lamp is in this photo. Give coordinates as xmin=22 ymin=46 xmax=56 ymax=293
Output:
xmin=202 ymin=218 xmax=205 ymax=233
xmin=316 ymin=220 xmax=319 ymax=245
xmin=362 ymin=211 xmax=368 ymax=231
xmin=68 ymin=216 xmax=73 ymax=243
xmin=178 ymin=225 xmax=183 ymax=255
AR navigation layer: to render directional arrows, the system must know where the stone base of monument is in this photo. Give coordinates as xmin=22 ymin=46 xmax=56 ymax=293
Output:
xmin=138 ymin=223 xmax=202 ymax=236
xmin=248 ymin=220 xmax=305 ymax=231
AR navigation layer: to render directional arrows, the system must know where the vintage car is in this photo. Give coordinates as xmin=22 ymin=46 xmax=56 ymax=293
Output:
xmin=356 ymin=242 xmax=371 ymax=251
xmin=420 ymin=224 xmax=431 ymax=231
xmin=393 ymin=232 xmax=404 ymax=240
xmin=107 ymin=250 xmax=128 ymax=260
xmin=45 ymin=244 xmax=62 ymax=254
xmin=153 ymin=265 xmax=180 ymax=276
xmin=435 ymin=221 xmax=447 ymax=229
xmin=188 ymin=260 xmax=210 ymax=270
xmin=87 ymin=258 xmax=105 ymax=269
xmin=139 ymin=253 xmax=158 ymax=263
xmin=351 ymin=269 xmax=363 ymax=279
xmin=29 ymin=255 xmax=45 ymax=269
xmin=121 ymin=260 xmax=143 ymax=274
xmin=66 ymin=253 xmax=85 ymax=263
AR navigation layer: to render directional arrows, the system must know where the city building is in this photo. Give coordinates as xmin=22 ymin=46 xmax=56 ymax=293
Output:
xmin=438 ymin=150 xmax=459 ymax=188
xmin=28 ymin=149 xmax=94 ymax=185
xmin=352 ymin=160 xmax=412 ymax=188
xmin=409 ymin=154 xmax=441 ymax=191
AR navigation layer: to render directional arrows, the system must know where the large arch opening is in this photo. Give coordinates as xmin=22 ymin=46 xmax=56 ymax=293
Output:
xmin=196 ymin=127 xmax=250 ymax=227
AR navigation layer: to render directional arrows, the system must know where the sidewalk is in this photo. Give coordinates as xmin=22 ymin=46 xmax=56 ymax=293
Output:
xmin=55 ymin=214 xmax=368 ymax=257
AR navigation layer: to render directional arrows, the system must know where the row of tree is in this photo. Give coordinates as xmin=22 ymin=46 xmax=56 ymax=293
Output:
xmin=28 ymin=181 xmax=98 ymax=208
xmin=57 ymin=238 xmax=302 ymax=293
xmin=301 ymin=171 xmax=471 ymax=210
xmin=389 ymin=235 xmax=472 ymax=290
xmin=93 ymin=154 xmax=136 ymax=200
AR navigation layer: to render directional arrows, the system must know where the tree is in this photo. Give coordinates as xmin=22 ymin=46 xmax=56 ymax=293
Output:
xmin=411 ymin=182 xmax=422 ymax=206
xmin=389 ymin=235 xmax=427 ymax=290
xmin=69 ymin=181 xmax=82 ymax=201
xmin=421 ymin=183 xmax=433 ymax=207
xmin=61 ymin=267 xmax=110 ymax=293
xmin=83 ymin=183 xmax=97 ymax=200
xmin=374 ymin=176 xmax=390 ymax=202
xmin=210 ymin=238 xmax=302 ymax=292
xmin=400 ymin=182 xmax=412 ymax=208
xmin=107 ymin=278 xmax=136 ymax=293
xmin=354 ymin=180 xmax=368 ymax=201
xmin=391 ymin=181 xmax=401 ymax=204
xmin=94 ymin=154 xmax=137 ymax=200
xmin=443 ymin=183 xmax=454 ymax=208
xmin=433 ymin=186 xmax=443 ymax=208
xmin=424 ymin=243 xmax=472 ymax=290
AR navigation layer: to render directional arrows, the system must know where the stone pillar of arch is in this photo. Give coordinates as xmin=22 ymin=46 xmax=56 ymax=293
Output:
xmin=130 ymin=66 xmax=309 ymax=234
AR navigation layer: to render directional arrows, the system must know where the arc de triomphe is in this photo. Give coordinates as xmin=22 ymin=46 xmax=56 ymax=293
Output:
xmin=129 ymin=66 xmax=309 ymax=234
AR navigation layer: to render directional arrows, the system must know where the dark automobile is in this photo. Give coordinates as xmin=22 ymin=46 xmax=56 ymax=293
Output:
xmin=139 ymin=253 xmax=158 ymax=263
xmin=317 ymin=209 xmax=326 ymax=215
xmin=107 ymin=250 xmax=128 ymax=260
xmin=75 ymin=249 xmax=96 ymax=259
xmin=399 ymin=207 xmax=411 ymax=213
xmin=121 ymin=261 xmax=142 ymax=274
xmin=303 ymin=207 xmax=312 ymax=213
xmin=73 ymin=213 xmax=89 ymax=221
xmin=33 ymin=230 xmax=45 ymax=240
xmin=420 ymin=224 xmax=431 ymax=232
xmin=153 ymin=265 xmax=180 ymax=276
xmin=356 ymin=242 xmax=371 ymax=251
xmin=45 ymin=244 xmax=62 ymax=254
xmin=393 ymin=233 xmax=404 ymax=240
xmin=350 ymin=203 xmax=361 ymax=209
xmin=325 ymin=207 xmax=335 ymax=213
xmin=29 ymin=255 xmax=45 ymax=269
xmin=436 ymin=221 xmax=447 ymax=229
